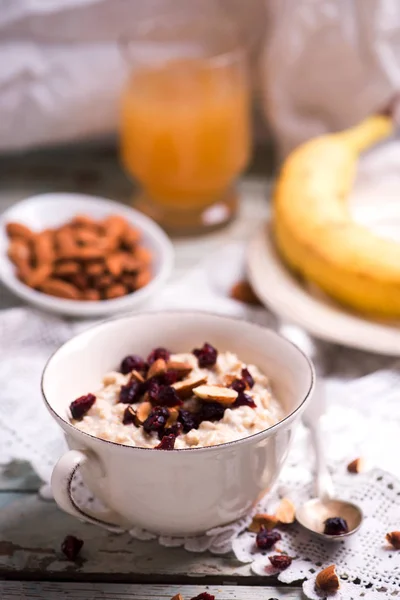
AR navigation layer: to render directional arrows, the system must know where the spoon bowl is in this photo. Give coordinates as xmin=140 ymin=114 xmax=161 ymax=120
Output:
xmin=296 ymin=497 xmax=363 ymax=542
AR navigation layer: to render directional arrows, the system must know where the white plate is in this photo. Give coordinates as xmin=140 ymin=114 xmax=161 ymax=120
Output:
xmin=0 ymin=193 xmax=174 ymax=317
xmin=247 ymin=225 xmax=400 ymax=356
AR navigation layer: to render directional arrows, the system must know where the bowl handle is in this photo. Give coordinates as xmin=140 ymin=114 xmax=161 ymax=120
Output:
xmin=51 ymin=449 xmax=124 ymax=532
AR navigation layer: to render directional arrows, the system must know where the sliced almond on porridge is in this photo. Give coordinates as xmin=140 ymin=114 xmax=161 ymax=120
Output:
xmin=172 ymin=375 xmax=208 ymax=399
xmin=147 ymin=358 xmax=167 ymax=379
xmin=248 ymin=513 xmax=279 ymax=533
xmin=193 ymin=385 xmax=238 ymax=406
xmin=223 ymin=373 xmax=238 ymax=387
xmin=136 ymin=401 xmax=152 ymax=423
xmin=166 ymin=360 xmax=193 ymax=376
xmin=166 ymin=407 xmax=179 ymax=427
xmin=130 ymin=369 xmax=145 ymax=383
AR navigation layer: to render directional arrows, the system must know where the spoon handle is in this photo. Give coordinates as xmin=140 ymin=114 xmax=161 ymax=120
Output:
xmin=303 ymin=380 xmax=335 ymax=501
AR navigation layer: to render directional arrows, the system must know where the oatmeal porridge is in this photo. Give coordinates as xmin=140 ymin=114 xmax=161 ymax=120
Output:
xmin=69 ymin=343 xmax=283 ymax=449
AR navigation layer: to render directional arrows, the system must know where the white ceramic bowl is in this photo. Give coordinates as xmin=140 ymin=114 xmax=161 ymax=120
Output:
xmin=43 ymin=311 xmax=314 ymax=536
xmin=0 ymin=193 xmax=174 ymax=317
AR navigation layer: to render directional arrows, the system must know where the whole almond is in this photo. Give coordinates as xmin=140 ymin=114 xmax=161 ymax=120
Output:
xmin=135 ymin=268 xmax=152 ymax=289
xmin=134 ymin=246 xmax=152 ymax=266
xmin=40 ymin=278 xmax=81 ymax=300
xmin=121 ymin=226 xmax=141 ymax=249
xmin=85 ymin=262 xmax=105 ymax=277
xmin=123 ymin=256 xmax=140 ymax=274
xmin=275 ymin=498 xmax=296 ymax=524
xmin=74 ymin=228 xmax=99 ymax=246
xmin=315 ymin=565 xmax=340 ymax=593
xmin=104 ymin=284 xmax=127 ymax=299
xmin=7 ymin=239 xmax=31 ymax=268
xmin=53 ymin=260 xmax=80 ymax=277
xmin=248 ymin=513 xmax=279 ymax=533
xmin=193 ymin=385 xmax=238 ymax=406
xmin=172 ymin=376 xmax=208 ymax=399
xmin=94 ymin=274 xmax=114 ymax=289
xmin=106 ymin=253 xmax=125 ymax=277
xmin=75 ymin=246 xmax=105 ymax=261
xmin=24 ymin=264 xmax=53 ymax=288
xmin=33 ymin=231 xmax=55 ymax=265
xmin=70 ymin=215 xmax=98 ymax=230
xmin=386 ymin=531 xmax=400 ymax=549
xmin=55 ymin=228 xmax=77 ymax=258
xmin=84 ymin=289 xmax=101 ymax=301
xmin=70 ymin=273 xmax=89 ymax=291
xmin=102 ymin=215 xmax=128 ymax=238
xmin=347 ymin=458 xmax=364 ymax=474
xmin=6 ymin=222 xmax=34 ymax=240
xmin=120 ymin=273 xmax=137 ymax=290
xmin=147 ymin=358 xmax=167 ymax=379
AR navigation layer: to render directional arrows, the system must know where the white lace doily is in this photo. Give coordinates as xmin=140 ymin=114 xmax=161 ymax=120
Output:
xmin=1 ymin=243 xmax=400 ymax=600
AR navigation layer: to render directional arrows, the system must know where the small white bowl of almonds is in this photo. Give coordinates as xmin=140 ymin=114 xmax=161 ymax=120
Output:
xmin=0 ymin=192 xmax=174 ymax=317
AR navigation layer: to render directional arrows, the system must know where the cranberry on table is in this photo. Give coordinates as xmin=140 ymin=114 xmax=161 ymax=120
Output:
xmin=192 ymin=342 xmax=218 ymax=368
xmin=323 ymin=517 xmax=349 ymax=536
xmin=256 ymin=526 xmax=282 ymax=550
xmin=155 ymin=433 xmax=176 ymax=450
xmin=268 ymin=554 xmax=292 ymax=569
xmin=120 ymin=354 xmax=146 ymax=374
xmin=61 ymin=535 xmax=84 ymax=561
xmin=147 ymin=347 xmax=171 ymax=365
xmin=69 ymin=393 xmax=96 ymax=420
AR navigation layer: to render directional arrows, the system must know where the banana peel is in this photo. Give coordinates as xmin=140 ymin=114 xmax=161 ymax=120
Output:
xmin=272 ymin=114 xmax=400 ymax=318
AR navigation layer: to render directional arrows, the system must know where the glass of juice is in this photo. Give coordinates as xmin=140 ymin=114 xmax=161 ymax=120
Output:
xmin=120 ymin=16 xmax=252 ymax=235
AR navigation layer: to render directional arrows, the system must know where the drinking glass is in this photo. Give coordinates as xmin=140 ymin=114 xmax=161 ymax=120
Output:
xmin=120 ymin=16 xmax=252 ymax=235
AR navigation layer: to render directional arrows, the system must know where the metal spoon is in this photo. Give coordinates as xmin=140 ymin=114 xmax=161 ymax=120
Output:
xmin=296 ymin=380 xmax=363 ymax=541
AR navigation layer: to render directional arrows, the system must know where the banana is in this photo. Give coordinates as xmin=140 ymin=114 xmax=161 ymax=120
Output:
xmin=272 ymin=114 xmax=400 ymax=318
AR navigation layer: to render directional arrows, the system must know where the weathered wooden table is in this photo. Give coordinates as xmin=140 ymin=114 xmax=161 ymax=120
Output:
xmin=0 ymin=145 xmax=302 ymax=599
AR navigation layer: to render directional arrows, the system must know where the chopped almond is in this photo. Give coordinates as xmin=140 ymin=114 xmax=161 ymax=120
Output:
xmin=347 ymin=457 xmax=364 ymax=474
xmin=276 ymin=498 xmax=296 ymax=524
xmin=315 ymin=565 xmax=340 ymax=593
xmin=248 ymin=513 xmax=279 ymax=533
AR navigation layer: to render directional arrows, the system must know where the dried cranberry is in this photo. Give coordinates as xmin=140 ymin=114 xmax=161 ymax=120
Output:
xmin=164 ymin=422 xmax=183 ymax=437
xmin=198 ymin=401 xmax=226 ymax=422
xmin=233 ymin=392 xmax=256 ymax=409
xmin=157 ymin=386 xmax=182 ymax=407
xmin=159 ymin=370 xmax=181 ymax=385
xmin=69 ymin=394 xmax=96 ymax=420
xmin=61 ymin=535 xmax=83 ymax=561
xmin=178 ymin=409 xmax=199 ymax=433
xmin=155 ymin=433 xmax=176 ymax=450
xmin=192 ymin=342 xmax=218 ymax=368
xmin=241 ymin=367 xmax=254 ymax=389
xmin=190 ymin=595 xmax=215 ymax=600
xmin=268 ymin=554 xmax=292 ymax=570
xmin=147 ymin=379 xmax=162 ymax=403
xmin=120 ymin=354 xmax=146 ymax=374
xmin=256 ymin=526 xmax=282 ymax=550
xmin=323 ymin=517 xmax=349 ymax=536
xmin=143 ymin=406 xmax=170 ymax=434
xmin=147 ymin=347 xmax=170 ymax=365
xmin=119 ymin=380 xmax=141 ymax=404
xmin=230 ymin=378 xmax=246 ymax=393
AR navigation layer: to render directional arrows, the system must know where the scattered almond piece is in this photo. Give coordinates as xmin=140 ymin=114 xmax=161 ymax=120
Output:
xmin=172 ymin=376 xmax=208 ymax=399
xmin=193 ymin=385 xmax=238 ymax=406
xmin=315 ymin=565 xmax=340 ymax=593
xmin=230 ymin=280 xmax=261 ymax=306
xmin=275 ymin=498 xmax=296 ymax=524
xmin=171 ymin=595 xmax=184 ymax=600
xmin=248 ymin=513 xmax=279 ymax=533
xmin=347 ymin=457 xmax=364 ymax=474
xmin=386 ymin=531 xmax=400 ymax=549
xmin=147 ymin=358 xmax=167 ymax=379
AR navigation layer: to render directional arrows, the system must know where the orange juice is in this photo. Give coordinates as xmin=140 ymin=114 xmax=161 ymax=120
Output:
xmin=120 ymin=58 xmax=251 ymax=209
